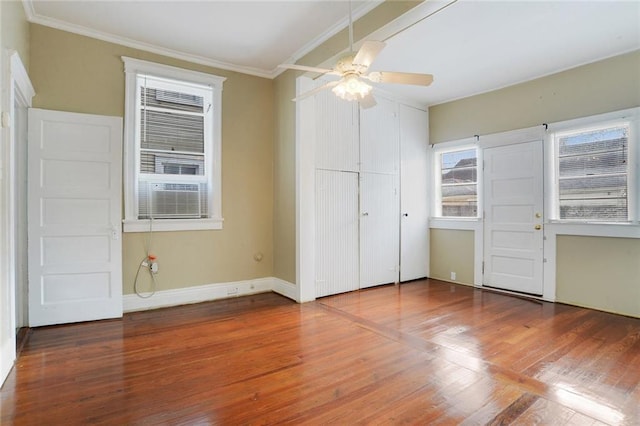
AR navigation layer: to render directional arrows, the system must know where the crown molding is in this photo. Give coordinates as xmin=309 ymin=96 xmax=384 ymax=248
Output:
xmin=23 ymin=1 xmax=274 ymax=78
xmin=23 ymin=0 xmax=386 ymax=80
xmin=269 ymin=0 xmax=385 ymax=78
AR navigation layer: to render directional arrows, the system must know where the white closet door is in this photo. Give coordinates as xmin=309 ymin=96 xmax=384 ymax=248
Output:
xmin=315 ymin=88 xmax=359 ymax=172
xmin=315 ymin=170 xmax=359 ymax=298
xmin=360 ymin=96 xmax=399 ymax=174
xmin=28 ymin=109 xmax=123 ymax=326
xmin=399 ymin=105 xmax=429 ymax=282
xmin=360 ymin=172 xmax=399 ymax=288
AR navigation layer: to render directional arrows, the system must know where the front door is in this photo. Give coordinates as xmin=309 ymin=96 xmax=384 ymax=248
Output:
xmin=483 ymin=140 xmax=544 ymax=295
xmin=28 ymin=109 xmax=123 ymax=326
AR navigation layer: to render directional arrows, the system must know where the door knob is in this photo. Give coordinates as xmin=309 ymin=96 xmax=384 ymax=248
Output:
xmin=534 ymin=224 xmax=542 ymax=230
xmin=362 ymin=212 xmax=369 ymax=216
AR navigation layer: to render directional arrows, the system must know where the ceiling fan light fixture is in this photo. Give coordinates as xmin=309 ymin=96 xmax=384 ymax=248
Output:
xmin=332 ymin=75 xmax=372 ymax=101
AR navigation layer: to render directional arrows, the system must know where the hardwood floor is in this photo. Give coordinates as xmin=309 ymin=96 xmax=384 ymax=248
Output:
xmin=1 ymin=279 xmax=639 ymax=425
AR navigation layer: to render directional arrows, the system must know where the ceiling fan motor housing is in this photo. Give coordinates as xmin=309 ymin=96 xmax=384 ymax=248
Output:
xmin=336 ymin=53 xmax=367 ymax=75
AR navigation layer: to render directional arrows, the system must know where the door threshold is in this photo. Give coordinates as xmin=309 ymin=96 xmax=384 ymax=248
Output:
xmin=481 ymin=285 xmax=546 ymax=303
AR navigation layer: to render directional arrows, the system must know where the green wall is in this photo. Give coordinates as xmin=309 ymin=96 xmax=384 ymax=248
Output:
xmin=429 ymin=51 xmax=640 ymax=317
xmin=557 ymin=236 xmax=640 ymax=317
xmin=1 ymin=0 xmax=29 ymax=70
xmin=430 ymin=229 xmax=474 ymax=285
xmin=29 ymin=24 xmax=275 ymax=294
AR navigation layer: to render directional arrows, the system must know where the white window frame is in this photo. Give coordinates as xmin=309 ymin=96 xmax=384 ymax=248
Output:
xmin=431 ymin=138 xmax=481 ymax=221
xmin=122 ymin=57 xmax=225 ymax=232
xmin=546 ymin=107 xmax=639 ymax=228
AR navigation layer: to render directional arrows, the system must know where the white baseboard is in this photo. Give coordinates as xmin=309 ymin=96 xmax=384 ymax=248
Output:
xmin=123 ymin=277 xmax=297 ymax=312
xmin=272 ymin=277 xmax=297 ymax=301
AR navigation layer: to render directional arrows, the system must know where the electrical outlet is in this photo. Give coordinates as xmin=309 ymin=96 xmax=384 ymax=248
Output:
xmin=450 ymin=272 xmax=456 ymax=281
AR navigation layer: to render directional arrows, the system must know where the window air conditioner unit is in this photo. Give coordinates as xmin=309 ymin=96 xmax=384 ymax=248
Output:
xmin=149 ymin=182 xmax=202 ymax=219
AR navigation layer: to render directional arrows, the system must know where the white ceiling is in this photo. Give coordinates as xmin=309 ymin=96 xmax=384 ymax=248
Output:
xmin=25 ymin=0 xmax=640 ymax=106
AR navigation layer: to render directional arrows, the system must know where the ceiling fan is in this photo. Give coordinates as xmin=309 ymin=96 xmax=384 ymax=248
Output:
xmin=278 ymin=1 xmax=434 ymax=108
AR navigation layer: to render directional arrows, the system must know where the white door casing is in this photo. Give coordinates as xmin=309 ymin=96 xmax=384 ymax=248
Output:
xmin=483 ymin=140 xmax=544 ymax=295
xmin=1 ymin=51 xmax=35 ymax=386
xmin=28 ymin=109 xmax=123 ymax=327
xmin=399 ymin=104 xmax=429 ymax=282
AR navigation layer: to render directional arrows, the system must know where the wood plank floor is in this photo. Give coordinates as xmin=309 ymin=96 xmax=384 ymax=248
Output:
xmin=1 ymin=279 xmax=639 ymax=425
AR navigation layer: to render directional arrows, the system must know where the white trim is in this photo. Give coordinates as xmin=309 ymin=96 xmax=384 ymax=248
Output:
xmin=428 ymin=47 xmax=640 ymax=108
xmin=23 ymin=0 xmax=383 ymax=80
xmin=546 ymin=107 xmax=640 ymax=225
xmin=123 ymin=218 xmax=223 ymax=233
xmin=123 ymin=277 xmax=297 ymax=312
xmin=478 ymin=126 xmax=544 ymax=149
xmin=26 ymin=10 xmax=273 ymax=78
xmin=9 ymin=53 xmax=35 ymax=102
xmin=546 ymin=222 xmax=640 ymax=239
xmin=122 ymin=57 xmax=226 ymax=88
xmin=272 ymin=278 xmax=298 ymax=301
xmin=295 ymin=76 xmax=317 ymax=304
xmin=365 ymin=0 xmax=457 ymax=45
xmin=1 ymin=50 xmax=34 ymax=385
xmin=276 ymin=1 xmax=385 ymax=76
xmin=430 ymin=140 xmax=479 ymax=219
xmin=122 ymin=57 xmax=224 ymax=232
xmin=429 ymin=218 xmax=480 ymax=230
xmin=546 ymin=107 xmax=639 ymax=133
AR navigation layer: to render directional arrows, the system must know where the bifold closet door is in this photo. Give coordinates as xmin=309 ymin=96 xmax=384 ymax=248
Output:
xmin=360 ymin=172 xmax=400 ymax=288
xmin=315 ymin=169 xmax=359 ymax=298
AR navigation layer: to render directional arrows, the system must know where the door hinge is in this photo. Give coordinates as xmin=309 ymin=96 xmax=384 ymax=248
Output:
xmin=482 ymin=261 xmax=485 ymax=274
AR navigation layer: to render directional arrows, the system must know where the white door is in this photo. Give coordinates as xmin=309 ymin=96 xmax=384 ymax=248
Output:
xmin=315 ymin=170 xmax=359 ymax=298
xmin=360 ymin=96 xmax=399 ymax=175
xmin=399 ymin=105 xmax=429 ymax=282
xmin=360 ymin=172 xmax=399 ymax=288
xmin=483 ymin=140 xmax=544 ymax=295
xmin=28 ymin=109 xmax=123 ymax=326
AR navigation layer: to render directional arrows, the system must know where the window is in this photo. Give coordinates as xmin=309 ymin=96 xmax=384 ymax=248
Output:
xmin=122 ymin=57 xmax=225 ymax=232
xmin=554 ymin=122 xmax=631 ymax=222
xmin=435 ymin=147 xmax=478 ymax=217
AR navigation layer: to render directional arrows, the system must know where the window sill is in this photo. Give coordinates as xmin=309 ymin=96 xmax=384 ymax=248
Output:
xmin=429 ymin=217 xmax=481 ymax=230
xmin=545 ymin=221 xmax=640 ymax=239
xmin=123 ymin=218 xmax=224 ymax=233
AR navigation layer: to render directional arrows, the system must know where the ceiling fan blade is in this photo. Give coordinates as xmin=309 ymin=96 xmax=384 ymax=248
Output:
xmin=367 ymin=71 xmax=434 ymax=86
xmin=292 ymin=81 xmax=340 ymax=102
xmin=352 ymin=41 xmax=386 ymax=71
xmin=278 ymin=63 xmax=336 ymax=75
xmin=359 ymin=93 xmax=377 ymax=109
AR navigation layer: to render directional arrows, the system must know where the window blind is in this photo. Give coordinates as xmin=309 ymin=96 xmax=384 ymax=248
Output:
xmin=558 ymin=126 xmax=628 ymax=221
xmin=137 ymin=75 xmax=211 ymax=219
